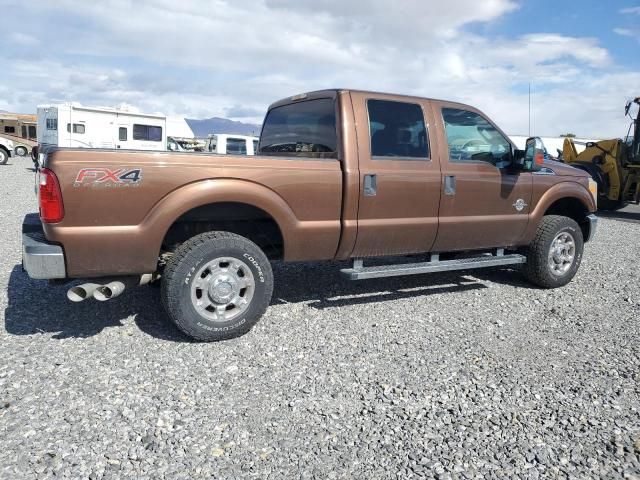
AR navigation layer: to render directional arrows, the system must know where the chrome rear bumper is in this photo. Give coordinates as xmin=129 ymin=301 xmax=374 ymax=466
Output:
xmin=22 ymin=213 xmax=66 ymax=279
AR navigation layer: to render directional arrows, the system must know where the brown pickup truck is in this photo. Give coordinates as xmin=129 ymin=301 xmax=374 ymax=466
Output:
xmin=23 ymin=89 xmax=598 ymax=341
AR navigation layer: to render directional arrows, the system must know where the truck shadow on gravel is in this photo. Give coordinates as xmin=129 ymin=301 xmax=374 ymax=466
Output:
xmin=269 ymin=261 xmax=532 ymax=310
xmin=3 ymin=265 xmax=180 ymax=341
xmin=597 ymin=209 xmax=640 ymax=224
xmin=4 ymin=263 xmax=531 ymax=342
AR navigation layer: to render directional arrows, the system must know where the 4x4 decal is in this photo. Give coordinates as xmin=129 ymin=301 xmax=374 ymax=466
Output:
xmin=73 ymin=168 xmax=142 ymax=188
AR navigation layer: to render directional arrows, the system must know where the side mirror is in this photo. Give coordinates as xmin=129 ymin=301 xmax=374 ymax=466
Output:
xmin=524 ymin=137 xmax=545 ymax=172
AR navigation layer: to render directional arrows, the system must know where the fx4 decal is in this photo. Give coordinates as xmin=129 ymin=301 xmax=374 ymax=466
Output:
xmin=74 ymin=168 xmax=142 ymax=188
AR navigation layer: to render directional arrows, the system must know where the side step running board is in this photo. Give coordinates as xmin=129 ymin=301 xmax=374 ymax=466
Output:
xmin=341 ymin=250 xmax=526 ymax=281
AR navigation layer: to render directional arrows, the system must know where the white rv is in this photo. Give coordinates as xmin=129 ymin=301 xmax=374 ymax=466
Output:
xmin=36 ymin=103 xmax=193 ymax=151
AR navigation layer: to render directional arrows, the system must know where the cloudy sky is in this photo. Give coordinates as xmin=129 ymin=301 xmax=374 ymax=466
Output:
xmin=1 ymin=0 xmax=639 ymax=137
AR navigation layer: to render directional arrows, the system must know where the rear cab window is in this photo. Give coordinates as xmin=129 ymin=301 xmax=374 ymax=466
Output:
xmin=367 ymin=99 xmax=429 ymax=159
xmin=259 ymin=98 xmax=337 ymax=159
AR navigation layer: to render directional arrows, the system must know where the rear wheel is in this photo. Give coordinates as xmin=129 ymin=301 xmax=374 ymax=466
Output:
xmin=522 ymin=215 xmax=584 ymax=288
xmin=0 ymin=149 xmax=8 ymax=165
xmin=15 ymin=146 xmax=28 ymax=157
xmin=161 ymin=231 xmax=273 ymax=341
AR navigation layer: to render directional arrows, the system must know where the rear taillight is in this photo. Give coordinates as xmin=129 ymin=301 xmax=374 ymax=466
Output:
xmin=39 ymin=168 xmax=65 ymax=223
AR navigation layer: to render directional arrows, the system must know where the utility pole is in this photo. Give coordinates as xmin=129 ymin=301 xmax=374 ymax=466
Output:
xmin=528 ymin=83 xmax=531 ymax=137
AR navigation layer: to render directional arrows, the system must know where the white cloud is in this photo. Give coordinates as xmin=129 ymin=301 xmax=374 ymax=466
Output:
xmin=7 ymin=32 xmax=40 ymax=46
xmin=620 ymin=6 xmax=640 ymax=14
xmin=0 ymin=0 xmax=638 ymax=137
xmin=614 ymin=27 xmax=640 ymax=41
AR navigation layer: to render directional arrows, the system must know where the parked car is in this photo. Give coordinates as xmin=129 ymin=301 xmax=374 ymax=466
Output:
xmin=0 ymin=137 xmax=14 ymax=165
xmin=22 ymin=89 xmax=598 ymax=341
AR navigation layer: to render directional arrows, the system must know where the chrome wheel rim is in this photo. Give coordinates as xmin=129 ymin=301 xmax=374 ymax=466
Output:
xmin=190 ymin=257 xmax=255 ymax=322
xmin=547 ymin=232 xmax=576 ymax=276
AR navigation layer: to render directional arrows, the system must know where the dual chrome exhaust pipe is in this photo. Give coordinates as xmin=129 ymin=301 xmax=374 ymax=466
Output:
xmin=67 ymin=274 xmax=158 ymax=303
xmin=67 ymin=283 xmax=102 ymax=302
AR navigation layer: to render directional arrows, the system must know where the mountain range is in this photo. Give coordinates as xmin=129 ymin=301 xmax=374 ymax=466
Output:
xmin=186 ymin=117 xmax=261 ymax=137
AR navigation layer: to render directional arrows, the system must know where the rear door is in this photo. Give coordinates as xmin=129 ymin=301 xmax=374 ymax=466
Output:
xmin=350 ymin=92 xmax=441 ymax=257
xmin=431 ymin=101 xmax=532 ymax=251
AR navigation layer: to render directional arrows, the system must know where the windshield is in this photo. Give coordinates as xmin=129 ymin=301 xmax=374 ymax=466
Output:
xmin=259 ymin=98 xmax=337 ymax=158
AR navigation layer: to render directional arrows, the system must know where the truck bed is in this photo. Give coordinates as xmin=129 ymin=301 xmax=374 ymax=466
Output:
xmin=42 ymin=148 xmax=344 ymax=276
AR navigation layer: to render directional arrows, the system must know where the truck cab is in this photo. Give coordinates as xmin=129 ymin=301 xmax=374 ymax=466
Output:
xmin=259 ymin=90 xmax=595 ymax=257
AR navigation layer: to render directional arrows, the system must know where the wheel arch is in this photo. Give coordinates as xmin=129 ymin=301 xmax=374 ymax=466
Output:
xmin=144 ymin=179 xmax=297 ymax=262
xmin=524 ymin=181 xmax=596 ymax=243
xmin=162 ymin=202 xmax=285 ymax=259
xmin=543 ymin=196 xmax=591 ymax=241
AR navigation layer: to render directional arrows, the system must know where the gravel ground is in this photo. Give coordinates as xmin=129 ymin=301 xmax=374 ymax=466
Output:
xmin=1 ymin=156 xmax=639 ymax=479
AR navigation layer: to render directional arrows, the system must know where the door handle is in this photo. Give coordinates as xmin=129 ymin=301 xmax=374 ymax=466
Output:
xmin=444 ymin=175 xmax=456 ymax=196
xmin=364 ymin=174 xmax=377 ymax=197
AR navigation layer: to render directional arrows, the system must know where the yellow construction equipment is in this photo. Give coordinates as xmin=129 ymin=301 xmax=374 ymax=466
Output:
xmin=562 ymin=97 xmax=640 ymax=211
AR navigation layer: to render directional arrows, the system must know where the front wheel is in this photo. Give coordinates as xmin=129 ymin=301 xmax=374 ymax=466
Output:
xmin=522 ymin=215 xmax=584 ymax=288
xmin=161 ymin=231 xmax=274 ymax=341
xmin=0 ymin=149 xmax=8 ymax=165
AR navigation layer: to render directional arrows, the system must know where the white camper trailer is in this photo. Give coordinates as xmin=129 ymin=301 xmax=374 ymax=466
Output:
xmin=37 ymin=103 xmax=193 ymax=151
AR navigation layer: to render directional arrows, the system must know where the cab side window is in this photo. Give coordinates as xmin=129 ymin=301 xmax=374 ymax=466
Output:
xmin=442 ymin=108 xmax=512 ymax=166
xmin=368 ymin=100 xmax=429 ymax=159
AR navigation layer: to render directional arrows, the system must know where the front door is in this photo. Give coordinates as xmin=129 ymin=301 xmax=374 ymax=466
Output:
xmin=350 ymin=92 xmax=442 ymax=257
xmin=431 ymin=102 xmax=532 ymax=252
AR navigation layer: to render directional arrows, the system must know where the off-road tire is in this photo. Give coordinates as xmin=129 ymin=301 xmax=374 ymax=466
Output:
xmin=0 ymin=148 xmax=8 ymax=165
xmin=522 ymin=215 xmax=584 ymax=288
xmin=161 ymin=231 xmax=273 ymax=342
xmin=14 ymin=146 xmax=28 ymax=157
